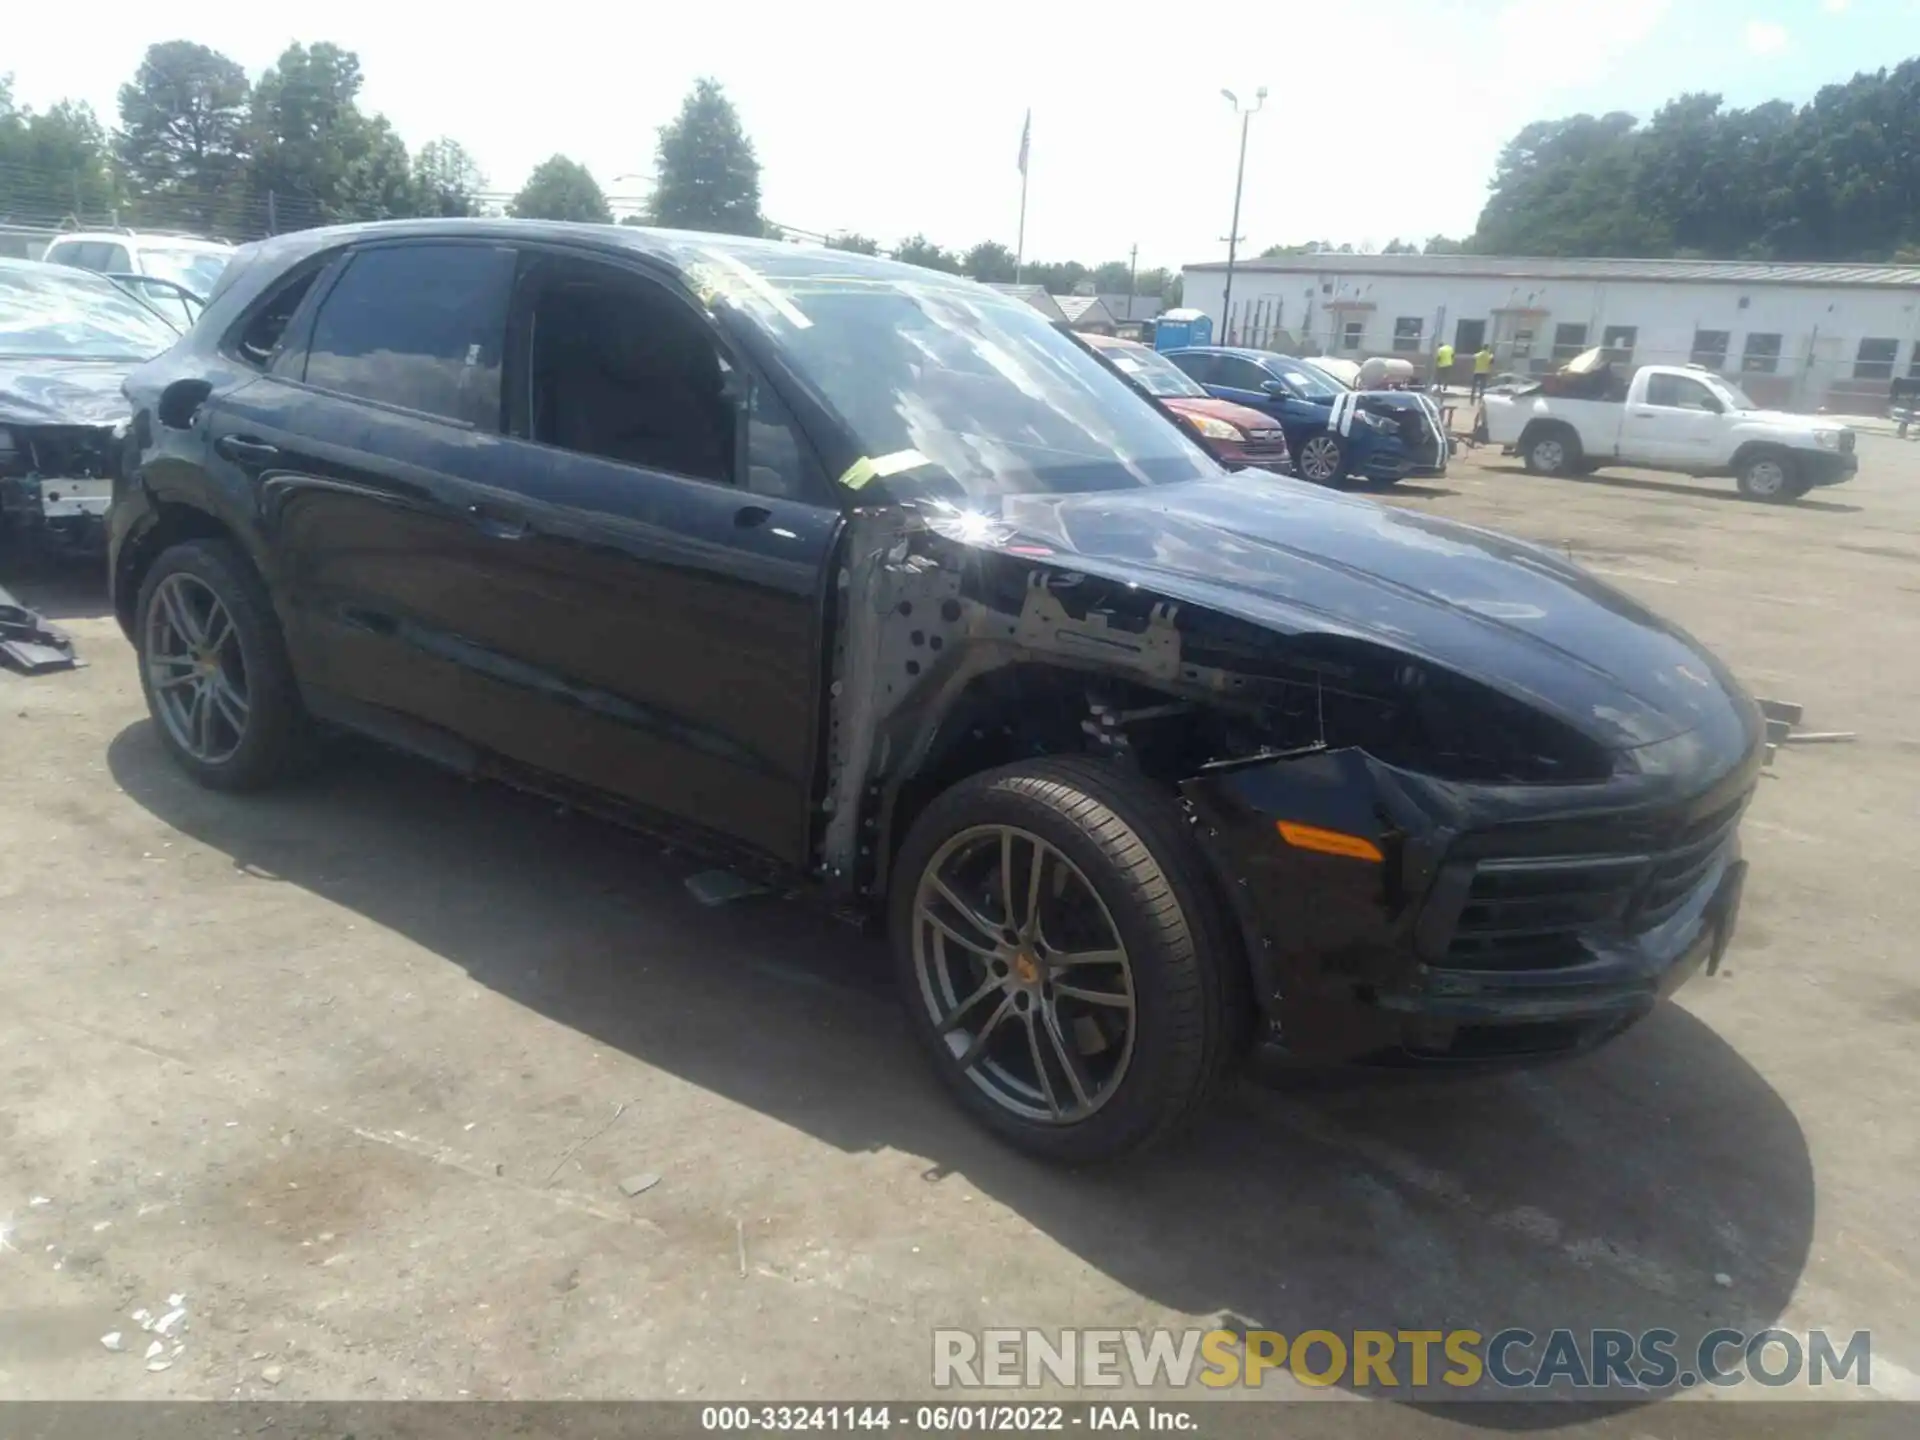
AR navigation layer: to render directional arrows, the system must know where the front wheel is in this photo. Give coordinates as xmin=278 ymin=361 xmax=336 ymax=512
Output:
xmin=1295 ymin=432 xmax=1347 ymax=484
xmin=889 ymin=757 xmax=1247 ymax=1163
xmin=1736 ymin=451 xmax=1808 ymax=502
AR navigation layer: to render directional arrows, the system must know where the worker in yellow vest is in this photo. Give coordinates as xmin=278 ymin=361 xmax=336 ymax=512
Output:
xmin=1471 ymin=342 xmax=1495 ymax=401
xmin=1433 ymin=340 xmax=1454 ymax=392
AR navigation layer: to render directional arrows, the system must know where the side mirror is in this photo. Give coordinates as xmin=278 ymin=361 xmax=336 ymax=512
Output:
xmin=1262 ymin=379 xmax=1288 ymax=398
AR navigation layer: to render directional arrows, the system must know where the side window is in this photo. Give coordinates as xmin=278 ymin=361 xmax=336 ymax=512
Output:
xmin=303 ymin=244 xmax=514 ymax=427
xmin=520 ymin=257 xmax=737 ymax=485
xmin=741 ymin=370 xmax=822 ymax=500
xmin=1167 ymin=351 xmax=1216 ymax=385
xmin=1645 ymin=374 xmax=1716 ymax=411
xmin=43 ymin=243 xmax=84 ymax=271
xmin=233 ymin=267 xmax=325 ymax=371
xmin=1216 ymin=356 xmax=1271 ymax=391
xmin=101 ymin=244 xmax=132 ymax=273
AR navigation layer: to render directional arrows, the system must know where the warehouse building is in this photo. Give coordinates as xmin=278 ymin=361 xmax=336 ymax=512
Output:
xmin=1180 ymin=253 xmax=1920 ymax=413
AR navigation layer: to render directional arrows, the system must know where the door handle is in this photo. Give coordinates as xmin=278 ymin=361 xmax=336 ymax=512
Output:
xmin=215 ymin=434 xmax=280 ymax=465
xmin=1632 ymin=410 xmax=1658 ymax=418
xmin=466 ymin=503 xmax=530 ymax=541
xmin=733 ymin=504 xmax=772 ymax=529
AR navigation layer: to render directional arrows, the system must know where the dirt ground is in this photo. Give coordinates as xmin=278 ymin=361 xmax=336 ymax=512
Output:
xmin=3 ymin=438 xmax=1918 ymax=1422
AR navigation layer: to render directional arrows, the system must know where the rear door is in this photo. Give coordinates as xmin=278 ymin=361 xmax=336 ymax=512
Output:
xmin=1619 ymin=372 xmax=1724 ymax=467
xmin=203 ymin=238 xmax=527 ymax=736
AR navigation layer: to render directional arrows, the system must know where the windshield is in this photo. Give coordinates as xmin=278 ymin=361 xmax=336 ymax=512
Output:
xmin=139 ymin=247 xmax=228 ymax=298
xmin=1264 ymin=355 xmax=1346 ymax=401
xmin=713 ymin=252 xmax=1215 ymax=499
xmin=0 ymin=265 xmax=181 ymax=361
xmin=1094 ymin=342 xmax=1209 ymax=400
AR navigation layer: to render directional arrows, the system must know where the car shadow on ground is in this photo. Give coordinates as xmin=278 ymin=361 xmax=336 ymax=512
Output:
xmin=0 ymin=542 xmax=113 ymax=622
xmin=107 ymin=723 xmax=1815 ymax=1424
xmin=1474 ymin=465 xmax=1864 ymax=514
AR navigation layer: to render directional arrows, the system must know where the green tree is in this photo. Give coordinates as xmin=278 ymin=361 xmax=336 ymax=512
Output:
xmin=1133 ymin=266 xmax=1171 ymax=299
xmin=961 ymin=239 xmax=1016 ymax=281
xmin=510 ymin=155 xmax=612 ymax=223
xmin=893 ymin=234 xmax=961 ymax=272
xmin=1381 ymin=238 xmax=1418 ymax=254
xmin=115 ymin=41 xmax=250 ymax=232
xmin=1091 ymin=259 xmax=1133 ymax=293
xmin=414 ymin=137 xmax=485 ymax=217
xmin=1024 ymin=259 xmax=1089 ymax=293
xmin=648 ymin=77 xmax=763 ymax=235
xmin=244 ymin=42 xmax=425 ymax=227
xmin=0 ymin=88 xmax=120 ymax=225
xmin=1423 ymin=234 xmax=1465 ymax=254
xmin=826 ymin=231 xmax=879 ymax=254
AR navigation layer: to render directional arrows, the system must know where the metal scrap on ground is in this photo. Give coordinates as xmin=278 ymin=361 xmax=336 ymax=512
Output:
xmin=1757 ymin=696 xmax=1858 ymax=766
xmin=0 ymin=584 xmax=80 ymax=674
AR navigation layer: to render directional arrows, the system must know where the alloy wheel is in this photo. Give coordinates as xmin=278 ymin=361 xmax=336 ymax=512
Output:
xmin=1299 ymin=435 xmax=1341 ymax=481
xmin=145 ymin=572 xmax=250 ymax=765
xmin=911 ymin=824 xmax=1137 ymax=1124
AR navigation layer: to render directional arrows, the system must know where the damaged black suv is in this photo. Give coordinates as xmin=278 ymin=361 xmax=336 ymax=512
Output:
xmin=113 ymin=221 xmax=1760 ymax=1162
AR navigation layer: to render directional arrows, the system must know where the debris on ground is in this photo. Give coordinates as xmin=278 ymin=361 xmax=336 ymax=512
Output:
xmin=1756 ymin=697 xmax=1859 ymax=766
xmin=1714 ymin=1272 xmax=1734 ymax=1288
xmin=130 ymin=1308 xmax=152 ymax=1330
xmin=100 ymin=1332 xmax=124 ymax=1352
xmin=0 ymin=585 xmax=81 ymax=675
xmin=144 ymin=1340 xmax=164 ymax=1360
xmin=261 ymin=1365 xmax=284 ymax=1386
xmin=619 ymin=1172 xmax=662 ymax=1198
xmin=28 ymin=1197 xmax=50 ymax=1207
xmin=153 ymin=1307 xmax=186 ymax=1336
xmin=685 ymin=869 xmax=768 ymax=907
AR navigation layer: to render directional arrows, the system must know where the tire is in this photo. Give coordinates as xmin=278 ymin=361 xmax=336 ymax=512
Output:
xmin=889 ymin=756 xmax=1248 ymax=1164
xmin=1736 ymin=450 xmax=1806 ymax=502
xmin=1522 ymin=426 xmax=1580 ymax=476
xmin=1294 ymin=432 xmax=1347 ymax=484
xmin=135 ymin=538 xmax=315 ymax=791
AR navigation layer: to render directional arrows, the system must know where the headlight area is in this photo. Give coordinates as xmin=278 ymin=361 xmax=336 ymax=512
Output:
xmin=1813 ymin=429 xmax=1841 ymax=450
xmin=1184 ymin=414 xmax=1246 ymax=442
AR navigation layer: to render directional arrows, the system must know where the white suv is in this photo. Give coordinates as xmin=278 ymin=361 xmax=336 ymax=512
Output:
xmin=40 ymin=231 xmax=234 ymax=326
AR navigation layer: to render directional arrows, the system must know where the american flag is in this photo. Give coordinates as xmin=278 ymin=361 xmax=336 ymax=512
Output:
xmin=1018 ymin=110 xmax=1031 ymax=177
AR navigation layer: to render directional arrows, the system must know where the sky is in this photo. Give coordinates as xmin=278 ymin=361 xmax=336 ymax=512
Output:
xmin=7 ymin=0 xmax=1920 ymax=270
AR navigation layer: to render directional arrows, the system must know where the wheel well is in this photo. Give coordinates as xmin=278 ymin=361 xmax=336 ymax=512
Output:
xmin=1729 ymin=441 xmax=1792 ymax=474
xmin=1518 ymin=418 xmax=1579 ymax=451
xmin=879 ymin=663 xmax=1258 ymax=1014
xmin=115 ymin=501 xmax=240 ymax=634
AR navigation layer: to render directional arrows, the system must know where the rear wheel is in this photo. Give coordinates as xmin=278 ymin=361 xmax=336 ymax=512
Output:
xmin=136 ymin=538 xmax=315 ymax=790
xmin=1522 ymin=426 xmax=1580 ymax=476
xmin=890 ymin=757 xmax=1246 ymax=1163
xmin=1295 ymin=433 xmax=1346 ymax=484
xmin=1736 ymin=450 xmax=1807 ymax=502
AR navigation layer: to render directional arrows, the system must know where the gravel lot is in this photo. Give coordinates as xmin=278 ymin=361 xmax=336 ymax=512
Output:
xmin=2 ymin=438 xmax=1916 ymax=1423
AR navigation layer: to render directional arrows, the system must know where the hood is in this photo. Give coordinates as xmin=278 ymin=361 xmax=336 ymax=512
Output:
xmin=0 ymin=358 xmax=136 ymax=427
xmin=1732 ymin=408 xmax=1843 ymax=432
xmin=991 ymin=474 xmax=1756 ymax=757
xmin=1160 ymin=395 xmax=1281 ymax=432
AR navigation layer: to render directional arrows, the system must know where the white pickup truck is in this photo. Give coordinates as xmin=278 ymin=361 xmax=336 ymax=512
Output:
xmin=1479 ymin=353 xmax=1858 ymax=503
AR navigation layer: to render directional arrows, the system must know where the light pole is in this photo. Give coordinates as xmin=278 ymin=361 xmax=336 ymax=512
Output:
xmin=1219 ymin=86 xmax=1266 ymax=345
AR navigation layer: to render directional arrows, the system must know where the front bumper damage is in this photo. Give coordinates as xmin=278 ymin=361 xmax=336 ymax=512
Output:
xmin=0 ymin=423 xmax=119 ymax=553
xmin=1181 ymin=744 xmax=1756 ymax=1067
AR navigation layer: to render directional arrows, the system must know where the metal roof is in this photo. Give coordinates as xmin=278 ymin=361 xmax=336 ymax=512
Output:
xmin=1055 ymin=295 xmax=1116 ymax=325
xmin=1181 ymin=252 xmax=1920 ymax=289
xmin=986 ymin=282 xmax=1069 ymax=321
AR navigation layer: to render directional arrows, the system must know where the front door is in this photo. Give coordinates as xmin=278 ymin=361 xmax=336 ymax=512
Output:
xmin=443 ymin=249 xmax=842 ymax=865
xmin=1620 ymin=372 xmax=1724 ymax=467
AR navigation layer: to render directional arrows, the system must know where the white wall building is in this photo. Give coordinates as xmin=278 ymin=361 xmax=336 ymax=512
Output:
xmin=1180 ymin=253 xmax=1920 ymax=413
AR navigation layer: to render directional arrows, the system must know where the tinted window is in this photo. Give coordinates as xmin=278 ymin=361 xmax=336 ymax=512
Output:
xmin=1166 ymin=351 xmax=1218 ymax=385
xmin=1214 ymin=356 xmax=1273 ymax=391
xmin=303 ymin=244 xmax=514 ymax=426
xmin=101 ymin=244 xmax=132 ymax=272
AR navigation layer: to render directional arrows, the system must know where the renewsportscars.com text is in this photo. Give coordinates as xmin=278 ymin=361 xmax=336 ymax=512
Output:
xmin=933 ymin=1327 xmax=1874 ymax=1391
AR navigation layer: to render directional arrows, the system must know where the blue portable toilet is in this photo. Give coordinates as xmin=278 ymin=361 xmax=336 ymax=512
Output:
xmin=1154 ymin=308 xmax=1214 ymax=351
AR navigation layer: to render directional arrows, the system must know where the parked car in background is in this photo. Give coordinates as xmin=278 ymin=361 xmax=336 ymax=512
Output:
xmin=0 ymin=257 xmax=181 ymax=552
xmin=1163 ymin=346 xmax=1443 ymax=484
xmin=1479 ymin=349 xmax=1856 ymax=501
xmin=114 ymin=219 xmax=1760 ymax=1161
xmin=41 ymin=231 xmax=232 ymax=328
xmin=1080 ymin=333 xmax=1290 ymax=472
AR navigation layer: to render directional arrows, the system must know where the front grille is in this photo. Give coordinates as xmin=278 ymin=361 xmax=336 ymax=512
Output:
xmin=1241 ymin=436 xmax=1290 ymax=467
xmin=1431 ymin=793 xmax=1748 ymax=972
xmin=21 ymin=425 xmax=117 ymax=478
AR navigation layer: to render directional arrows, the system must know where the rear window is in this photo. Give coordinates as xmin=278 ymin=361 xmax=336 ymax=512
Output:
xmin=301 ymin=243 xmax=515 ymax=426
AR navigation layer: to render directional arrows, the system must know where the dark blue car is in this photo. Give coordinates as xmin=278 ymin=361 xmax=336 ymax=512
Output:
xmin=1162 ymin=347 xmax=1446 ymax=486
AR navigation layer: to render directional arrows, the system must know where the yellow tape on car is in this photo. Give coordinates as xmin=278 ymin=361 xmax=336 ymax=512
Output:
xmin=838 ymin=449 xmax=931 ymax=490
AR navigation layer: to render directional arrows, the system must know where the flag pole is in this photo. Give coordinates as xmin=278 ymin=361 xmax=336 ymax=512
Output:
xmin=1015 ymin=109 xmax=1031 ymax=284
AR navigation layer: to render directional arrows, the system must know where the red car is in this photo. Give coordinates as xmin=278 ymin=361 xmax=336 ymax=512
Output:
xmin=1081 ymin=333 xmax=1291 ymax=471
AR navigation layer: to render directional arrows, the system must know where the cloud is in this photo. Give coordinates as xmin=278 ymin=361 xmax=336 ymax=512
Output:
xmin=1745 ymin=19 xmax=1790 ymax=51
